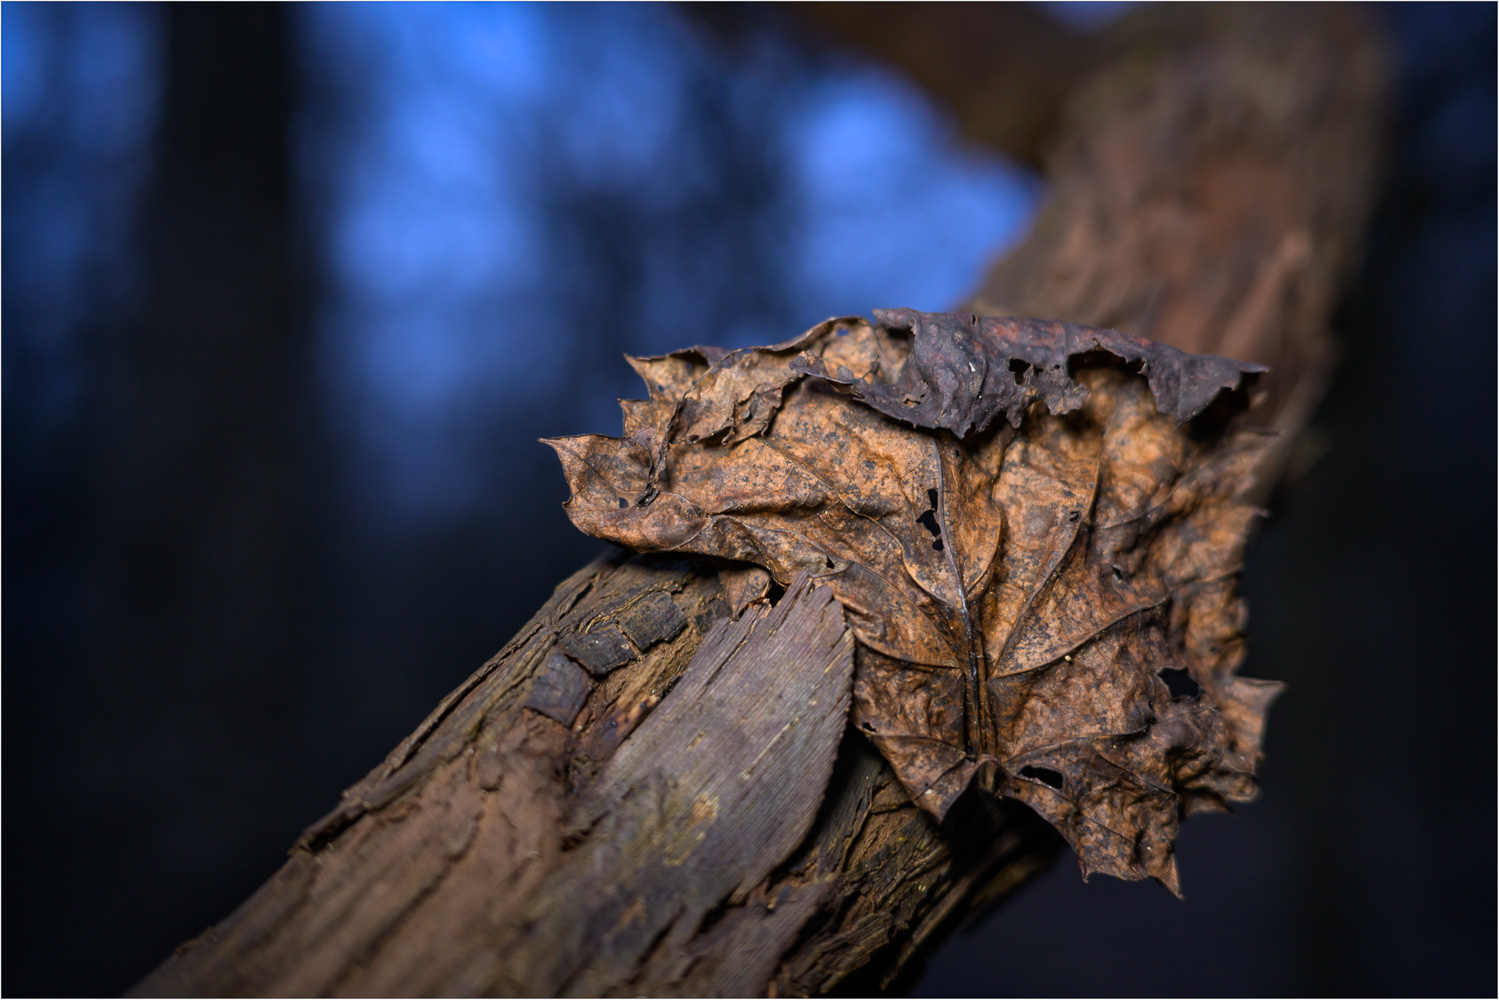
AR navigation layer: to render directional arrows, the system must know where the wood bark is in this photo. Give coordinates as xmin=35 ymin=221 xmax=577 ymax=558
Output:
xmin=135 ymin=5 xmax=1388 ymax=996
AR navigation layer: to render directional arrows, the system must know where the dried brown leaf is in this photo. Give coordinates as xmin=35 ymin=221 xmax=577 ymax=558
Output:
xmin=546 ymin=309 xmax=1279 ymax=891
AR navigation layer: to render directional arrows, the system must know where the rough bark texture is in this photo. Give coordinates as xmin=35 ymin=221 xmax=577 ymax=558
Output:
xmin=135 ymin=5 xmax=1388 ymax=997
xmin=968 ymin=5 xmax=1386 ymax=461
xmin=802 ymin=3 xmax=1385 ymax=460
xmin=136 ymin=556 xmax=1046 ymax=997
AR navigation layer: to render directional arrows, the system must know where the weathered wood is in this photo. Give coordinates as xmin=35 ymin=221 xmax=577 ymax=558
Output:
xmin=513 ymin=574 xmax=853 ymax=997
xmin=135 ymin=556 xmax=710 ymax=996
xmin=970 ymin=4 xmax=1387 ymax=457
xmin=133 ymin=554 xmax=1053 ymax=997
xmin=134 ymin=5 xmax=1390 ymax=996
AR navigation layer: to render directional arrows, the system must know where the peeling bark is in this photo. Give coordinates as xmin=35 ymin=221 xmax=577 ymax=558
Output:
xmin=136 ymin=557 xmax=1048 ymax=997
xmin=134 ymin=5 xmax=1388 ymax=996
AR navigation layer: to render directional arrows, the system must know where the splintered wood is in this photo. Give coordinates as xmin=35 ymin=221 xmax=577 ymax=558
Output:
xmin=134 ymin=5 xmax=1388 ymax=996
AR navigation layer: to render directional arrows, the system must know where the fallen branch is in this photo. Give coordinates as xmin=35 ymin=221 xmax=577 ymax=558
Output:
xmin=135 ymin=6 xmax=1387 ymax=996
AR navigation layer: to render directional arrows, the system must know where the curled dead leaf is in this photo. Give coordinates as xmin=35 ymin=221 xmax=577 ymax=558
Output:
xmin=546 ymin=309 xmax=1279 ymax=892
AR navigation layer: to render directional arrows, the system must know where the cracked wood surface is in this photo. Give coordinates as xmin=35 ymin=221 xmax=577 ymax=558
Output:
xmin=133 ymin=5 xmax=1388 ymax=997
xmin=135 ymin=556 xmax=1048 ymax=997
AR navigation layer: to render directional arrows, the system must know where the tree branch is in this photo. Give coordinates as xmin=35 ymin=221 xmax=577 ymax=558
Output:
xmin=134 ymin=6 xmax=1390 ymax=996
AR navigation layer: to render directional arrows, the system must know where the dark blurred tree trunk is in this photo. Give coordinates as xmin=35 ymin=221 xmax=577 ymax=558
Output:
xmin=99 ymin=3 xmax=314 ymax=814
xmin=3 ymin=7 xmax=321 ymax=993
xmin=134 ymin=5 xmax=1388 ymax=996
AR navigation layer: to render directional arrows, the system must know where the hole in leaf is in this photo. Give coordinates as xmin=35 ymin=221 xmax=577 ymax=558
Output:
xmin=860 ymin=720 xmax=877 ymax=733
xmin=1158 ymin=667 xmax=1201 ymax=700
xmin=1008 ymin=358 xmax=1030 ymax=385
xmin=1111 ymin=565 xmax=1126 ymax=583
xmin=1066 ymin=351 xmax=1145 ymax=380
xmin=916 ymin=488 xmax=944 ymax=551
xmin=1066 ymin=509 xmax=1081 ymax=524
xmin=1019 ymin=765 xmax=1065 ymax=790
xmin=617 ymin=497 xmax=627 ymax=509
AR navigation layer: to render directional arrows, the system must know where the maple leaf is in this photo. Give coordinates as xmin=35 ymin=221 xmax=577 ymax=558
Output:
xmin=546 ymin=309 xmax=1280 ymax=892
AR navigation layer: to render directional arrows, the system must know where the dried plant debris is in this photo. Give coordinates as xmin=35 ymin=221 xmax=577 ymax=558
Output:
xmin=547 ymin=309 xmax=1279 ymax=892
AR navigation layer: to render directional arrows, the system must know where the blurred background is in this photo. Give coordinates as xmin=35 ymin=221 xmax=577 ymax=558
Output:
xmin=2 ymin=3 xmax=1492 ymax=995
